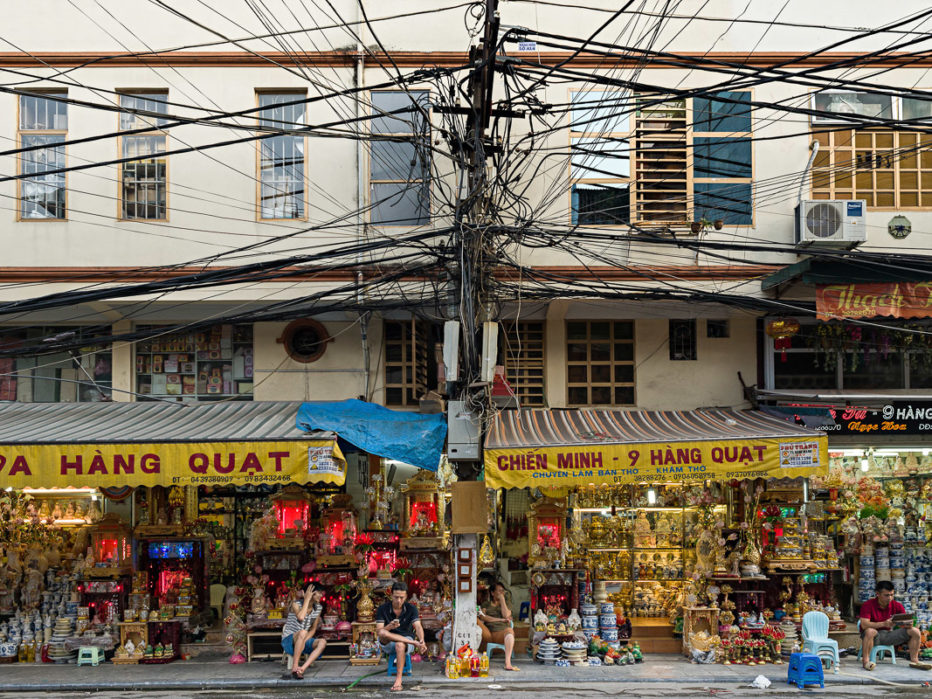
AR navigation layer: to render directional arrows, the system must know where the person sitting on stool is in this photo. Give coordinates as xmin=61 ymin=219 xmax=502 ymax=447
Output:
xmin=376 ymin=581 xmax=428 ymax=692
xmin=478 ymin=581 xmax=518 ymax=671
xmin=281 ymin=584 xmax=327 ymax=679
xmin=860 ymin=580 xmax=929 ymax=671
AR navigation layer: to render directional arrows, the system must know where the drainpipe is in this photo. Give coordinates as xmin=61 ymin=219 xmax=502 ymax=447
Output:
xmin=798 ymin=141 xmax=819 ymax=205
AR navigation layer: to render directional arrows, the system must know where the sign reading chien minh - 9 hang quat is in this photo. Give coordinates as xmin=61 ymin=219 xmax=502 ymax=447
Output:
xmin=482 ymin=409 xmax=828 ymax=490
xmin=0 ymin=439 xmax=346 ymax=489
xmin=484 ymin=438 xmax=826 ymax=489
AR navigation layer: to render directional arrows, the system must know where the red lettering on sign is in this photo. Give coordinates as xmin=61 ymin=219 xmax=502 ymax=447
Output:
xmin=141 ymin=453 xmax=160 ymax=474
xmin=114 ymin=454 xmax=134 ymax=475
xmin=87 ymin=454 xmax=107 ymax=475
xmin=214 ymin=453 xmax=235 ymax=474
xmin=268 ymin=451 xmax=289 ymax=472
xmin=240 ymin=452 xmax=262 ymax=473
xmin=61 ymin=455 xmax=82 ymax=475
xmin=9 ymin=456 xmax=31 ymax=476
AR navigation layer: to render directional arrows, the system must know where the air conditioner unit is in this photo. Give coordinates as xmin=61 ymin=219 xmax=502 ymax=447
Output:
xmin=795 ymin=199 xmax=867 ymax=248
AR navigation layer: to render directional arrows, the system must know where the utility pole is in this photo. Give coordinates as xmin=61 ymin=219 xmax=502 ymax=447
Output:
xmin=448 ymin=0 xmax=500 ymax=652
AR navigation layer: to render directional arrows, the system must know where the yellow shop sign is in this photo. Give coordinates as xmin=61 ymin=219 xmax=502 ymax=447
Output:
xmin=0 ymin=439 xmax=345 ymax=488
xmin=484 ymin=436 xmax=827 ymax=490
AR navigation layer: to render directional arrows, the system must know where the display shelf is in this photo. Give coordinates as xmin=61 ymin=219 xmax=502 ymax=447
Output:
xmin=135 ymin=323 xmax=253 ymax=401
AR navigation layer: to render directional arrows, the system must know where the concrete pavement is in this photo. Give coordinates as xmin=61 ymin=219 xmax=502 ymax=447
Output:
xmin=0 ymin=652 xmax=929 ymax=692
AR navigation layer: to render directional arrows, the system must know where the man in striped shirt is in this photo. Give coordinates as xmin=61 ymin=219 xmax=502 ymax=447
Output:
xmin=282 ymin=584 xmax=326 ymax=678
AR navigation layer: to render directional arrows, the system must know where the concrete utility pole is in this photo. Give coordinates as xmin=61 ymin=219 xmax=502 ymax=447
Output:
xmin=448 ymin=0 xmax=500 ymax=652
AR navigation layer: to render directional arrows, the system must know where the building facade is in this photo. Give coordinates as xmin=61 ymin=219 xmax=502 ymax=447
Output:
xmin=1 ymin=0 xmax=930 ymax=416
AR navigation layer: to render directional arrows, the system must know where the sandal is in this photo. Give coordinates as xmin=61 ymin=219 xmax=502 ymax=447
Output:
xmin=504 ymin=666 xmax=520 ymax=671
xmin=292 ymin=670 xmax=304 ymax=679
xmin=862 ymin=662 xmax=875 ymax=671
xmin=910 ymin=662 xmax=932 ymax=671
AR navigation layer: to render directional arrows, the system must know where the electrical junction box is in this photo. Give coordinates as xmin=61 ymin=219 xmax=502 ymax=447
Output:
xmin=447 ymin=400 xmax=480 ymax=461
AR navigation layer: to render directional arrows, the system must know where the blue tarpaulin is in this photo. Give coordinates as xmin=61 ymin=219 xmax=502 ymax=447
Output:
xmin=296 ymin=399 xmax=446 ymax=472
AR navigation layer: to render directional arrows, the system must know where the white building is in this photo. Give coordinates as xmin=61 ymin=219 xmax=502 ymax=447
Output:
xmin=0 ymin=0 xmax=930 ymax=416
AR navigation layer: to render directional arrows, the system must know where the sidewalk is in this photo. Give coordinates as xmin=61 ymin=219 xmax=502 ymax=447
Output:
xmin=0 ymin=653 xmax=929 ymax=692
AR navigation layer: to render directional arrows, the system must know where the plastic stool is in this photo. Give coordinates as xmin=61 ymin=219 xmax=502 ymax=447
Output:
xmin=519 ymin=602 xmax=530 ymax=621
xmin=386 ymin=650 xmax=412 ymax=676
xmin=787 ymin=652 xmax=824 ymax=689
xmin=487 ymin=641 xmax=506 ymax=659
xmin=77 ymin=646 xmax=104 ymax=667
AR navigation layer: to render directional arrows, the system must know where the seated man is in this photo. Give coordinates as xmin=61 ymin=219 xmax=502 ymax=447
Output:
xmin=281 ymin=584 xmax=327 ymax=679
xmin=860 ymin=580 xmax=929 ymax=671
xmin=376 ymin=581 xmax=428 ymax=692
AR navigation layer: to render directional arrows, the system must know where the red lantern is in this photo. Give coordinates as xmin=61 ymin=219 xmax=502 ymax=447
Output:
xmin=766 ymin=318 xmax=801 ymax=362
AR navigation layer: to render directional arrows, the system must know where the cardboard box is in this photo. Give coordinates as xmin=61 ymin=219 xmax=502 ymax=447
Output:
xmin=450 ymin=481 xmax=489 ymax=534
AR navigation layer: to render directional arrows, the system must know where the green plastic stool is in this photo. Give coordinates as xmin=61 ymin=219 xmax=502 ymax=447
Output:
xmin=77 ymin=646 xmax=105 ymax=666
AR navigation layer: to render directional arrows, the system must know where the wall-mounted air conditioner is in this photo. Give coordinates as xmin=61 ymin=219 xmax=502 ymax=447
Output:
xmin=795 ymin=199 xmax=867 ymax=248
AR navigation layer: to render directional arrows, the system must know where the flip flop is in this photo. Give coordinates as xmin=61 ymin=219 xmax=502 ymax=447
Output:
xmin=910 ymin=662 xmax=932 ymax=670
xmin=390 ymin=686 xmax=404 ymax=692
xmin=292 ymin=670 xmax=304 ymax=679
xmin=863 ymin=662 xmax=875 ymax=671
xmin=504 ymin=666 xmax=521 ymax=671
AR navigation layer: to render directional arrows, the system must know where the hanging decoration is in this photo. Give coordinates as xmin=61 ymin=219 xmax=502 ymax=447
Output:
xmin=765 ymin=318 xmax=800 ymax=362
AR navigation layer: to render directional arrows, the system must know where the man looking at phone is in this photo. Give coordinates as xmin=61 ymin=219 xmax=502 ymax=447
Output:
xmin=859 ymin=580 xmax=928 ymax=670
xmin=376 ymin=582 xmax=427 ymax=692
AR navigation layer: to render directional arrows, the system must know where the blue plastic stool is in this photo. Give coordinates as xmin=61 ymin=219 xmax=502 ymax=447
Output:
xmin=787 ymin=652 xmax=825 ymax=689
xmin=519 ymin=602 xmax=530 ymax=621
xmin=856 ymin=620 xmax=897 ymax=665
xmin=487 ymin=641 xmax=506 ymax=659
xmin=386 ymin=650 xmax=412 ymax=676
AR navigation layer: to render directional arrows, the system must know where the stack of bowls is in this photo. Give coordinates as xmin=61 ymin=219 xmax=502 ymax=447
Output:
xmin=858 ymin=551 xmax=875 ymax=602
xmin=874 ymin=546 xmax=891 ymax=582
xmin=580 ymin=603 xmax=599 ymax=640
xmin=599 ymin=602 xmax=618 ymax=642
xmin=536 ymin=638 xmax=561 ymax=665
xmin=890 ymin=542 xmax=906 ymax=594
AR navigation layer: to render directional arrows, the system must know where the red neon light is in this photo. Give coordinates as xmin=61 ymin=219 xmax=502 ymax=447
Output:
xmin=275 ymin=501 xmax=308 ymax=537
xmin=408 ymin=501 xmax=437 ymax=530
xmin=96 ymin=538 xmax=118 ymax=563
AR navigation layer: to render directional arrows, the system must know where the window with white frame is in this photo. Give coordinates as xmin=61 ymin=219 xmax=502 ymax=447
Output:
xmin=119 ymin=92 xmax=169 ymax=220
xmin=258 ymin=92 xmax=306 ymax=219
xmin=369 ymin=91 xmax=430 ymax=226
xmin=18 ymin=90 xmax=67 ymax=220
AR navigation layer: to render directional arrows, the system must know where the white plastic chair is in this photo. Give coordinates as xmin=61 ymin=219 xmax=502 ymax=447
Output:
xmin=801 ymin=611 xmax=839 ymax=673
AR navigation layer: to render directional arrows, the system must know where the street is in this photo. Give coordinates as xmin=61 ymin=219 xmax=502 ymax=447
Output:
xmin=4 ymin=682 xmax=931 ymax=699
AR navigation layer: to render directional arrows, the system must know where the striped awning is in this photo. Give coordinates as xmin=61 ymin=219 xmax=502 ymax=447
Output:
xmin=483 ymin=408 xmax=827 ymax=489
xmin=0 ymin=401 xmax=344 ymax=488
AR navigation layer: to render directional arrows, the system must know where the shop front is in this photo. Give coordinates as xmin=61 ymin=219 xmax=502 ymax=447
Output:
xmin=482 ymin=407 xmax=846 ymax=665
xmin=0 ymin=400 xmax=350 ymax=665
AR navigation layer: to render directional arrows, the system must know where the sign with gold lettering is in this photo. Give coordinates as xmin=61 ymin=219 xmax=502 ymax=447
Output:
xmin=0 ymin=439 xmax=345 ymax=488
xmin=484 ymin=435 xmax=827 ymax=490
xmin=816 ymin=282 xmax=932 ymax=320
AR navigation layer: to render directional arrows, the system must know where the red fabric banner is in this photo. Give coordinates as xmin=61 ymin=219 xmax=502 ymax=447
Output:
xmin=816 ymin=282 xmax=932 ymax=320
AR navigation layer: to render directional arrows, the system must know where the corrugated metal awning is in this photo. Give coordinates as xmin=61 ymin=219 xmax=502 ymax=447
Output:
xmin=0 ymin=400 xmax=326 ymax=444
xmin=0 ymin=401 xmax=345 ymax=488
xmin=484 ymin=408 xmax=827 ymax=489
